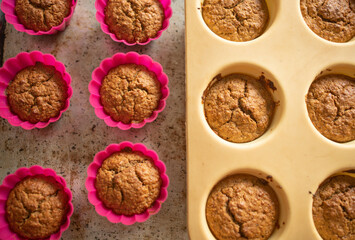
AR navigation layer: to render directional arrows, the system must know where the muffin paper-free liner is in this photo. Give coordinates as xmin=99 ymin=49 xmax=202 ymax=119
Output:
xmin=89 ymin=51 xmax=169 ymax=130
xmin=0 ymin=0 xmax=77 ymax=35
xmin=85 ymin=141 xmax=169 ymax=225
xmin=0 ymin=165 xmax=74 ymax=240
xmin=95 ymin=0 xmax=172 ymax=45
xmin=0 ymin=51 xmax=73 ymax=130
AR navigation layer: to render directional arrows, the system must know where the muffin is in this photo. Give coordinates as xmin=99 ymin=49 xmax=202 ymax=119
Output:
xmin=202 ymin=0 xmax=269 ymax=42
xmin=312 ymin=175 xmax=355 ymax=240
xmin=306 ymin=74 xmax=355 ymax=143
xmin=203 ymin=73 xmax=275 ymax=143
xmin=300 ymin=0 xmax=355 ymax=43
xmin=100 ymin=63 xmax=162 ymax=124
xmin=15 ymin=0 xmax=72 ymax=32
xmin=104 ymin=0 xmax=165 ymax=44
xmin=206 ymin=174 xmax=279 ymax=240
xmin=6 ymin=175 xmax=69 ymax=239
xmin=6 ymin=62 xmax=68 ymax=124
xmin=95 ymin=147 xmax=162 ymax=216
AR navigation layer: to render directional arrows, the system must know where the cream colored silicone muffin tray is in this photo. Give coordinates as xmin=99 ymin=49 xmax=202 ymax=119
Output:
xmin=186 ymin=0 xmax=355 ymax=239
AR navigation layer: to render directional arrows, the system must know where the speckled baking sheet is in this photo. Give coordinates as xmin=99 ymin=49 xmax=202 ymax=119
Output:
xmin=0 ymin=0 xmax=187 ymax=239
xmin=186 ymin=0 xmax=355 ymax=239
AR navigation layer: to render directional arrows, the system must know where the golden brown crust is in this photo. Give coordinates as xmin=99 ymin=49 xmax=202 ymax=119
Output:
xmin=104 ymin=0 xmax=164 ymax=43
xmin=300 ymin=0 xmax=355 ymax=43
xmin=202 ymin=0 xmax=269 ymax=42
xmin=100 ymin=63 xmax=162 ymax=124
xmin=312 ymin=175 xmax=355 ymax=240
xmin=15 ymin=0 xmax=71 ymax=32
xmin=6 ymin=175 xmax=69 ymax=240
xmin=306 ymin=74 xmax=355 ymax=143
xmin=6 ymin=62 xmax=68 ymax=124
xmin=203 ymin=74 xmax=275 ymax=143
xmin=206 ymin=174 xmax=279 ymax=240
xmin=95 ymin=148 xmax=162 ymax=215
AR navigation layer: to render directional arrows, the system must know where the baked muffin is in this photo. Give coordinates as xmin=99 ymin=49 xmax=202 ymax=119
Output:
xmin=312 ymin=175 xmax=355 ymax=240
xmin=6 ymin=175 xmax=69 ymax=239
xmin=105 ymin=0 xmax=164 ymax=43
xmin=100 ymin=63 xmax=162 ymax=124
xmin=203 ymin=73 xmax=275 ymax=143
xmin=206 ymin=174 xmax=279 ymax=240
xmin=300 ymin=0 xmax=355 ymax=43
xmin=306 ymin=74 xmax=355 ymax=143
xmin=202 ymin=0 xmax=269 ymax=42
xmin=15 ymin=0 xmax=72 ymax=32
xmin=6 ymin=62 xmax=68 ymax=124
xmin=95 ymin=148 xmax=162 ymax=215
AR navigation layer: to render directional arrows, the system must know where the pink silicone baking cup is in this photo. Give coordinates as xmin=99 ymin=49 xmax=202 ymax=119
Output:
xmin=0 ymin=0 xmax=77 ymax=35
xmin=89 ymin=51 xmax=169 ymax=130
xmin=85 ymin=141 xmax=169 ymax=225
xmin=0 ymin=51 xmax=73 ymax=130
xmin=0 ymin=165 xmax=74 ymax=240
xmin=95 ymin=0 xmax=172 ymax=45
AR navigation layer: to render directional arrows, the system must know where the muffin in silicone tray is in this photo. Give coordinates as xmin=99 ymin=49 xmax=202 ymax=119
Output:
xmin=85 ymin=141 xmax=169 ymax=225
xmin=0 ymin=0 xmax=77 ymax=35
xmin=0 ymin=51 xmax=73 ymax=130
xmin=186 ymin=0 xmax=355 ymax=239
xmin=0 ymin=165 xmax=73 ymax=240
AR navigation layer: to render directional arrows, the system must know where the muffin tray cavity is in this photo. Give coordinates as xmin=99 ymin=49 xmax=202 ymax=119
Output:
xmin=186 ymin=0 xmax=355 ymax=239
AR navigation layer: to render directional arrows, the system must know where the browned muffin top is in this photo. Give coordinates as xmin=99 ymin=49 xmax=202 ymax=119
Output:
xmin=206 ymin=174 xmax=279 ymax=240
xmin=203 ymin=74 xmax=275 ymax=143
xmin=312 ymin=175 xmax=355 ymax=240
xmin=15 ymin=0 xmax=71 ymax=32
xmin=105 ymin=0 xmax=164 ymax=43
xmin=95 ymin=148 xmax=162 ymax=215
xmin=300 ymin=0 xmax=355 ymax=43
xmin=100 ymin=63 xmax=162 ymax=124
xmin=6 ymin=62 xmax=68 ymax=124
xmin=6 ymin=175 xmax=69 ymax=240
xmin=306 ymin=74 xmax=355 ymax=143
xmin=202 ymin=0 xmax=269 ymax=42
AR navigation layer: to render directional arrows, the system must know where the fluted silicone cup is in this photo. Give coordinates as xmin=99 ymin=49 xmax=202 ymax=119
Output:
xmin=85 ymin=141 xmax=169 ymax=225
xmin=95 ymin=0 xmax=172 ymax=45
xmin=0 ymin=165 xmax=74 ymax=240
xmin=89 ymin=51 xmax=169 ymax=130
xmin=0 ymin=0 xmax=77 ymax=35
xmin=0 ymin=51 xmax=73 ymax=130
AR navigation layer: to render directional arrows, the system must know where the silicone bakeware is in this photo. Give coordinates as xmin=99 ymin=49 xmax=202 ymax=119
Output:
xmin=85 ymin=141 xmax=169 ymax=225
xmin=186 ymin=0 xmax=355 ymax=239
xmin=0 ymin=165 xmax=74 ymax=240
xmin=0 ymin=51 xmax=73 ymax=130
xmin=95 ymin=0 xmax=173 ymax=45
xmin=0 ymin=0 xmax=77 ymax=35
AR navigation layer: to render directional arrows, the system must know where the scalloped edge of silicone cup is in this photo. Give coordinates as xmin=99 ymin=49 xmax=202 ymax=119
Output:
xmin=95 ymin=0 xmax=172 ymax=45
xmin=85 ymin=141 xmax=169 ymax=225
xmin=89 ymin=51 xmax=169 ymax=130
xmin=0 ymin=51 xmax=73 ymax=130
xmin=0 ymin=165 xmax=74 ymax=240
xmin=0 ymin=0 xmax=77 ymax=35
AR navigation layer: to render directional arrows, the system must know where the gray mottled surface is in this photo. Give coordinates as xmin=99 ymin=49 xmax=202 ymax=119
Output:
xmin=0 ymin=0 xmax=187 ymax=239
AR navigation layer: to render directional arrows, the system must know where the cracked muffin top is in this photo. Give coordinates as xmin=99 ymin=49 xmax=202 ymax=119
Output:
xmin=203 ymin=73 xmax=275 ymax=143
xmin=6 ymin=62 xmax=68 ymax=124
xmin=306 ymin=74 xmax=355 ymax=143
xmin=6 ymin=175 xmax=69 ymax=239
xmin=95 ymin=148 xmax=162 ymax=216
xmin=15 ymin=0 xmax=72 ymax=32
xmin=300 ymin=0 xmax=355 ymax=42
xmin=202 ymin=0 xmax=269 ymax=42
xmin=206 ymin=174 xmax=279 ymax=240
xmin=104 ymin=0 xmax=165 ymax=43
xmin=100 ymin=63 xmax=162 ymax=124
xmin=312 ymin=175 xmax=355 ymax=240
